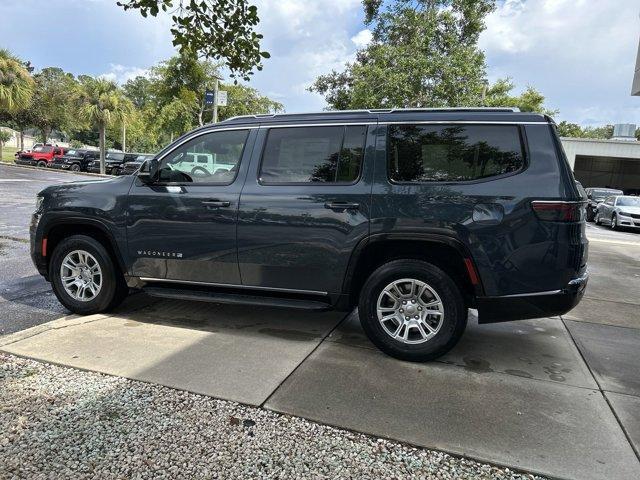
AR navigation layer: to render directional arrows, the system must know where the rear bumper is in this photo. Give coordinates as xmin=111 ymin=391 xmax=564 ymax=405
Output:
xmin=476 ymin=270 xmax=588 ymax=324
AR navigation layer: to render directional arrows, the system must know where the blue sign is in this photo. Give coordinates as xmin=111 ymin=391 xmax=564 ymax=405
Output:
xmin=204 ymin=90 xmax=215 ymax=105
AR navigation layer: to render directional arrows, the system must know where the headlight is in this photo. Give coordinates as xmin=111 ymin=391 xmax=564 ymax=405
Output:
xmin=619 ymin=211 xmax=633 ymax=217
xmin=35 ymin=196 xmax=44 ymax=212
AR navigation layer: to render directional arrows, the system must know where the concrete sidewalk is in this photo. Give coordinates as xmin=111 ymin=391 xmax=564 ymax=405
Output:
xmin=2 ymin=297 xmax=639 ymax=480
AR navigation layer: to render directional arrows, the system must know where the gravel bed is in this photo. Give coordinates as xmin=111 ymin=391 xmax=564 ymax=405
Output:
xmin=0 ymin=353 xmax=545 ymax=479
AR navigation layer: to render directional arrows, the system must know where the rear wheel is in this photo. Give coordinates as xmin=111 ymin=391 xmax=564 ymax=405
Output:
xmin=611 ymin=213 xmax=618 ymax=230
xmin=37 ymin=161 xmax=47 ymax=168
xmin=50 ymin=235 xmax=128 ymax=315
xmin=358 ymin=259 xmax=467 ymax=362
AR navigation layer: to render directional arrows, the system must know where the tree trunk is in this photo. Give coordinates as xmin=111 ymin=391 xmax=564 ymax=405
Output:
xmin=0 ymin=140 xmax=3 ymax=162
xmin=19 ymin=130 xmax=24 ymax=151
xmin=99 ymin=124 xmax=106 ymax=175
xmin=43 ymin=126 xmax=52 ymax=144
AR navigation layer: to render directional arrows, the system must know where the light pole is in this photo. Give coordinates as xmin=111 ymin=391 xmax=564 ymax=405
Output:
xmin=212 ymin=74 xmax=223 ymax=123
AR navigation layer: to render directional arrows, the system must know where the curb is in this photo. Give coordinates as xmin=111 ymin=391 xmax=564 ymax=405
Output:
xmin=0 ymin=161 xmax=111 ymax=178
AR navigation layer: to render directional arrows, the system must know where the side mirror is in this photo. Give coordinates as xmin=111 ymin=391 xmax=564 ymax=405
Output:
xmin=138 ymin=158 xmax=159 ymax=184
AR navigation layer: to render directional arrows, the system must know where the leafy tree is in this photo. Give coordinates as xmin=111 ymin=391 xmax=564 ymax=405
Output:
xmin=123 ymin=76 xmax=155 ymax=109
xmin=0 ymin=49 xmax=35 ymax=113
xmin=482 ymin=78 xmax=556 ymax=115
xmin=218 ymin=83 xmax=283 ymax=121
xmin=311 ymin=0 xmax=495 ymax=109
xmin=0 ymin=128 xmax=12 ymax=161
xmin=76 ymin=78 xmax=133 ymax=173
xmin=117 ymin=0 xmax=269 ymax=81
xmin=556 ymin=121 xmax=614 ymax=139
xmin=31 ymin=67 xmax=78 ymax=141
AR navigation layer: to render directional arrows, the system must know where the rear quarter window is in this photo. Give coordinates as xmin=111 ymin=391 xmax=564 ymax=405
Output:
xmin=387 ymin=124 xmax=525 ymax=183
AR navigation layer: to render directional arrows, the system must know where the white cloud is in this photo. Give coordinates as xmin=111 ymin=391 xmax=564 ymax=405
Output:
xmin=351 ymin=29 xmax=373 ymax=48
xmin=248 ymin=0 xmax=364 ymax=112
xmin=99 ymin=64 xmax=149 ymax=84
xmin=480 ymin=0 xmax=640 ymax=126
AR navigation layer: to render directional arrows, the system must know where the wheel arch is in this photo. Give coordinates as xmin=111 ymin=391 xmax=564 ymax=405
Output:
xmin=44 ymin=218 xmax=127 ymax=276
xmin=342 ymin=234 xmax=483 ymax=310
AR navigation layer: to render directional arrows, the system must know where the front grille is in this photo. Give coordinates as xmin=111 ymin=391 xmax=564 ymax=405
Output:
xmin=628 ymin=213 xmax=640 ymax=220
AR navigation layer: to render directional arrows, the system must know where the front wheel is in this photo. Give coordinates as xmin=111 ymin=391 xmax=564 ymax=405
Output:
xmin=49 ymin=235 xmax=128 ymax=315
xmin=70 ymin=163 xmax=81 ymax=172
xmin=358 ymin=259 xmax=467 ymax=362
xmin=37 ymin=161 xmax=47 ymax=168
xmin=586 ymin=207 xmax=595 ymax=222
xmin=611 ymin=213 xmax=618 ymax=230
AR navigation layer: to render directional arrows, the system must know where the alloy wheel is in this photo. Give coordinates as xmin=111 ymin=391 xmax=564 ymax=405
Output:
xmin=376 ymin=278 xmax=444 ymax=344
xmin=60 ymin=249 xmax=103 ymax=302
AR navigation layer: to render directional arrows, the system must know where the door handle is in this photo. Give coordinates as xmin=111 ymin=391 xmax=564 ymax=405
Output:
xmin=202 ymin=199 xmax=231 ymax=208
xmin=324 ymin=201 xmax=360 ymax=211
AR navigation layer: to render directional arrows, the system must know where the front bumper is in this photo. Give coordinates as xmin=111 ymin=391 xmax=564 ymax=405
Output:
xmin=616 ymin=214 xmax=640 ymax=229
xmin=48 ymin=163 xmax=71 ymax=170
xmin=476 ymin=270 xmax=589 ymax=324
xmin=15 ymin=158 xmax=37 ymax=166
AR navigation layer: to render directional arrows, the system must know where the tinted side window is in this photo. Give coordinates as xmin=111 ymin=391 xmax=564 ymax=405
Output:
xmin=259 ymin=125 xmax=366 ymax=184
xmin=158 ymin=129 xmax=248 ymax=184
xmin=388 ymin=124 xmax=524 ymax=183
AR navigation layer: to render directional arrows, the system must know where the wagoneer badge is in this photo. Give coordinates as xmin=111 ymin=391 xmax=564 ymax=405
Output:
xmin=138 ymin=250 xmax=183 ymax=258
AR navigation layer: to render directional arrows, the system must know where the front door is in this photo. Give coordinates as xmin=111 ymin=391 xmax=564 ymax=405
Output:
xmin=237 ymin=123 xmax=375 ymax=294
xmin=127 ymin=127 xmax=256 ymax=284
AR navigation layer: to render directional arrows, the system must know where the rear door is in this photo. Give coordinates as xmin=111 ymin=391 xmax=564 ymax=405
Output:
xmin=126 ymin=127 xmax=257 ymax=284
xmin=237 ymin=122 xmax=376 ymax=294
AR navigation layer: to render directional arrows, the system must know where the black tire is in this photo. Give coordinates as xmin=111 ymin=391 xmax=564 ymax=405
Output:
xmin=594 ymin=211 xmax=601 ymax=225
xmin=37 ymin=160 xmax=47 ymax=168
xmin=358 ymin=259 xmax=467 ymax=362
xmin=610 ymin=213 xmax=617 ymax=230
xmin=112 ymin=167 xmax=120 ymax=176
xmin=191 ymin=166 xmax=210 ymax=178
xmin=70 ymin=163 xmax=81 ymax=172
xmin=586 ymin=207 xmax=595 ymax=222
xmin=49 ymin=235 xmax=128 ymax=315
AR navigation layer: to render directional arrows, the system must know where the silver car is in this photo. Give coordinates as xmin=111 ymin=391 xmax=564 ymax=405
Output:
xmin=595 ymin=195 xmax=640 ymax=230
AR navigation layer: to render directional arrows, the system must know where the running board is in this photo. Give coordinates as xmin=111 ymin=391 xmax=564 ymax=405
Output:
xmin=143 ymin=286 xmax=332 ymax=311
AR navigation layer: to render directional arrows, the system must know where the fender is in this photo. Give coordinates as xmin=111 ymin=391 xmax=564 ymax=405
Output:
xmin=341 ymin=232 xmax=485 ymax=296
xmin=39 ymin=214 xmax=128 ymax=274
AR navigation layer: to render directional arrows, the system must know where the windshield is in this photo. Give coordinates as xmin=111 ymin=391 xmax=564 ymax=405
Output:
xmin=66 ymin=150 xmax=78 ymax=156
xmin=106 ymin=153 xmax=125 ymax=161
xmin=616 ymin=196 xmax=640 ymax=207
xmin=33 ymin=146 xmax=53 ymax=153
xmin=591 ymin=189 xmax=622 ymax=198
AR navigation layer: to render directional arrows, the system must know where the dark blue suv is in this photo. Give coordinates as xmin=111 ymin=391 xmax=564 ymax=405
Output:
xmin=30 ymin=108 xmax=588 ymax=361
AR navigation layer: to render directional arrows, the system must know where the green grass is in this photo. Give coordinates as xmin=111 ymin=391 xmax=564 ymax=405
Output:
xmin=0 ymin=147 xmax=18 ymax=163
xmin=1 ymin=146 xmax=19 ymax=163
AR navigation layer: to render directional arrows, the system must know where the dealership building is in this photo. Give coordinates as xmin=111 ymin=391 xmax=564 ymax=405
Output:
xmin=561 ymin=124 xmax=640 ymax=192
xmin=560 ymin=45 xmax=640 ymax=192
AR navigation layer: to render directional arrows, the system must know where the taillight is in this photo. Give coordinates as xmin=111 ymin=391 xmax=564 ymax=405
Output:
xmin=531 ymin=201 xmax=584 ymax=222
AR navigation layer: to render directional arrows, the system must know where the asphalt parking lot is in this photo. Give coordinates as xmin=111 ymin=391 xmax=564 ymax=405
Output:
xmin=1 ymin=163 xmax=640 ymax=479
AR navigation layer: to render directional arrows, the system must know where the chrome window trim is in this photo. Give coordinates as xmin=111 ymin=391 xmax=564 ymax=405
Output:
xmin=259 ymin=122 xmax=377 ymax=128
xmin=156 ymin=125 xmax=258 ymax=164
xmin=380 ymin=121 xmax=545 ymax=125
xmin=139 ymin=277 xmax=328 ymax=296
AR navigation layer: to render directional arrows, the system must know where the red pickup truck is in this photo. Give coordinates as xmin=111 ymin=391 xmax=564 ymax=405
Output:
xmin=15 ymin=145 xmax=67 ymax=167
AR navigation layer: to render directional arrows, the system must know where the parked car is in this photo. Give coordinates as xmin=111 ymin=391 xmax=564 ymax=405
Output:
xmin=30 ymin=108 xmax=588 ymax=362
xmin=48 ymin=149 xmax=100 ymax=172
xmin=120 ymin=154 xmax=155 ymax=175
xmin=594 ymin=195 xmax=640 ymax=230
xmin=584 ymin=187 xmax=623 ymax=222
xmin=15 ymin=145 xmax=67 ymax=167
xmin=86 ymin=152 xmax=138 ymax=175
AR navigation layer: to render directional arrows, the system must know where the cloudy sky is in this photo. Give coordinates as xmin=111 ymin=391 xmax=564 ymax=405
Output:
xmin=0 ymin=0 xmax=638 ymax=126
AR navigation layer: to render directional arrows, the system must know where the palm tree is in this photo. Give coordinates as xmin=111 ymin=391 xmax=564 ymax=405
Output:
xmin=0 ymin=49 xmax=34 ymax=112
xmin=76 ymin=78 xmax=132 ymax=174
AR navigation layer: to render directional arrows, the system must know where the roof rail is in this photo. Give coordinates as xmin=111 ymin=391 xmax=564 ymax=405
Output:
xmin=221 ymin=107 xmax=521 ymax=123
